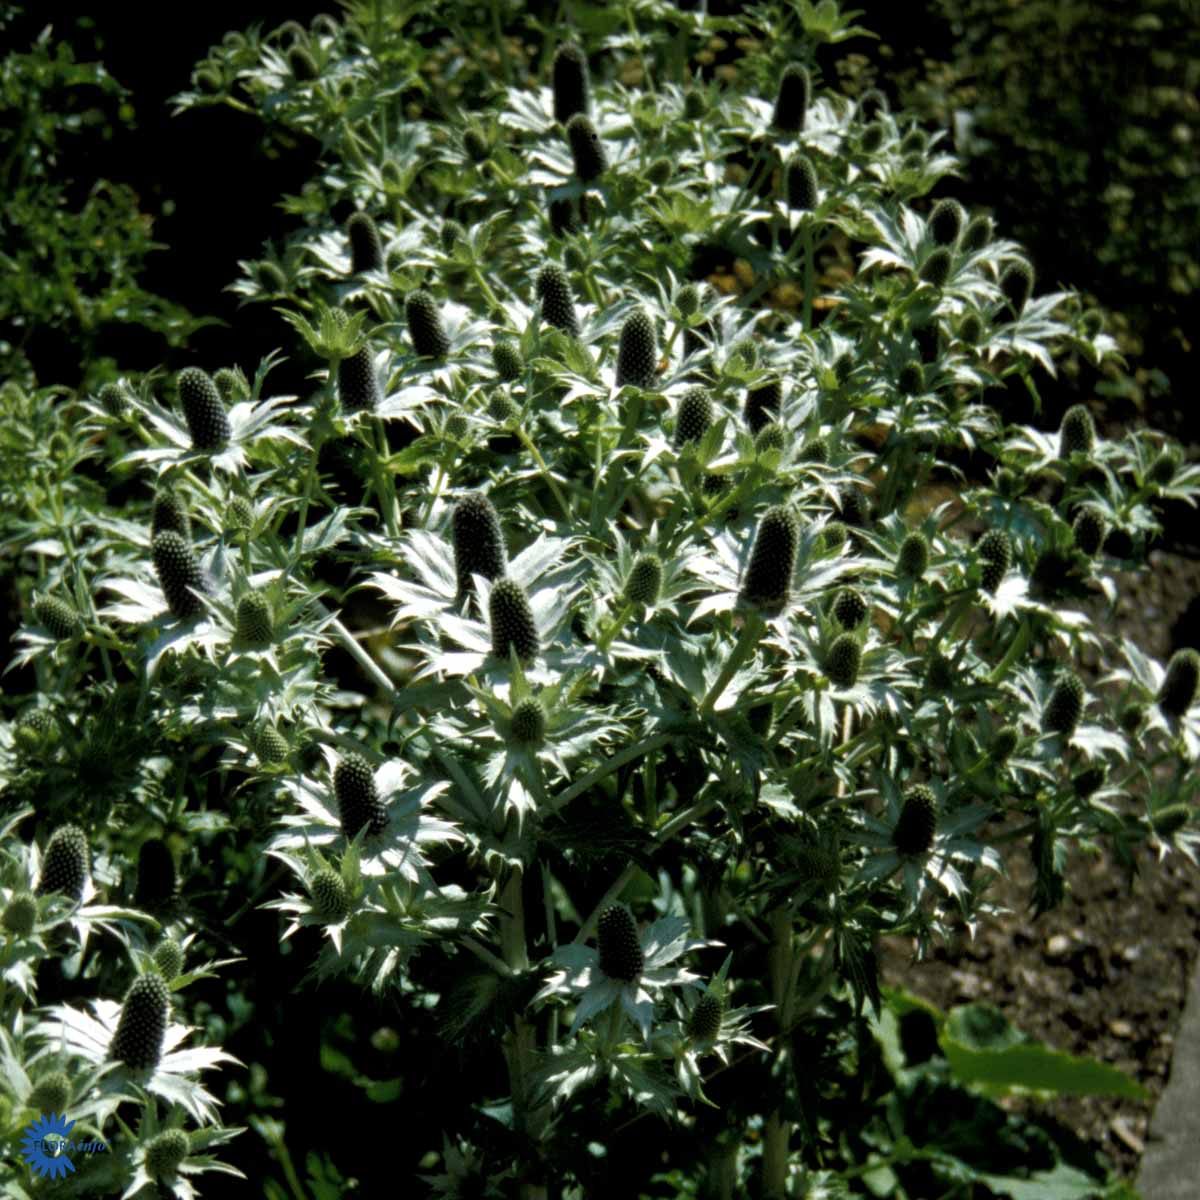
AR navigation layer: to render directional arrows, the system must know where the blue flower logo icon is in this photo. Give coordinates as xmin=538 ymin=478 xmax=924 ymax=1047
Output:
xmin=21 ymin=1112 xmax=77 ymax=1180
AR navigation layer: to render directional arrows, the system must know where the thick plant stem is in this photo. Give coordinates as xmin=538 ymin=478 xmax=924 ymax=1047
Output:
xmin=699 ymin=612 xmax=764 ymax=717
xmin=801 ymin=222 xmax=815 ymax=333
xmin=987 ymin=617 xmax=1032 ymax=684
xmin=763 ymin=907 xmax=796 ymax=1199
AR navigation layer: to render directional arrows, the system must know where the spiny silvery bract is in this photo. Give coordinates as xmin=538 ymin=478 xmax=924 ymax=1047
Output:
xmin=771 ymin=63 xmax=811 ymax=134
xmin=153 ymin=937 xmax=184 ymax=981
xmin=674 ymin=386 xmax=713 ymax=449
xmin=897 ymin=532 xmax=929 ymax=578
xmin=145 ymin=1129 xmax=190 ymax=1181
xmin=1043 ymin=671 xmax=1085 ymax=736
xmin=153 ymin=530 xmax=206 ymax=620
xmin=2 ymin=891 xmax=37 ymax=937
xmin=110 ymin=973 xmax=171 ymax=1072
xmin=825 ymin=634 xmax=862 ymax=688
xmin=489 ymin=578 xmax=539 ymax=664
xmin=919 ymin=247 xmax=952 ymax=288
xmin=335 ymin=753 xmax=389 ymax=841
xmin=492 ymin=339 xmax=523 ymax=381
xmin=898 ymin=359 xmax=924 ymax=395
xmin=34 ymin=595 xmax=83 ymax=640
xmin=832 ymin=587 xmax=867 ymax=630
xmin=135 ymin=839 xmax=177 ymax=911
xmin=786 ymin=155 xmax=818 ymax=211
xmin=991 ymin=725 xmax=1020 ymax=765
xmin=30 ymin=1071 xmax=71 ymax=1116
xmin=452 ymin=491 xmax=507 ymax=597
xmin=893 ymin=786 xmax=937 ymax=856
xmin=213 ymin=366 xmax=250 ymax=402
xmin=688 ymin=991 xmax=724 ymax=1043
xmin=565 ymin=113 xmax=607 ymax=182
xmin=151 ymin=487 xmax=191 ymax=543
xmin=310 ymin=868 xmax=351 ymax=922
xmin=510 ymin=696 xmax=547 ymax=747
xmin=552 ymin=42 xmax=590 ymax=124
xmin=961 ymin=214 xmax=994 ymax=253
xmin=406 ymin=290 xmax=450 ymax=360
xmin=623 ymin=552 xmax=663 ymax=607
xmin=98 ymin=381 xmax=128 ymax=417
xmin=929 ymin=198 xmax=966 ymax=246
xmin=615 ymin=307 xmax=658 ymax=389
xmin=176 ymin=366 xmax=231 ymax=451
xmin=1059 ymin=404 xmax=1096 ymax=457
xmin=338 ymin=346 xmax=381 ymax=413
xmin=741 ymin=504 xmax=799 ymax=612
xmin=256 ymin=723 xmax=289 ymax=766
xmin=976 ymin=529 xmax=1012 ymax=594
xmin=596 ymin=904 xmax=643 ymax=982
xmin=535 ymin=264 xmax=580 ymax=337
xmin=235 ymin=591 xmax=273 ymax=646
xmin=346 ymin=211 xmax=384 ymax=274
xmin=744 ymin=375 xmax=782 ymax=435
xmin=999 ymin=260 xmax=1034 ymax=316
xmin=37 ymin=824 xmax=90 ymax=901
xmin=1158 ymin=649 xmax=1200 ymax=718
xmin=1072 ymin=509 xmax=1105 ymax=557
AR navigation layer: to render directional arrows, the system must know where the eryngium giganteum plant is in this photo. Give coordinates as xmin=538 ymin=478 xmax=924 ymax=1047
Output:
xmin=6 ymin=5 xmax=1198 ymax=1199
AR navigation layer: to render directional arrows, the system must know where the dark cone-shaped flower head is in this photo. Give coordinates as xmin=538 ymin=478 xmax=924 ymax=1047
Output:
xmin=346 ymin=212 xmax=384 ymax=274
xmin=897 ymin=532 xmax=929 ymax=579
xmin=489 ymin=578 xmax=539 ymax=664
xmin=488 ymin=393 xmax=518 ymax=425
xmin=838 ymin=486 xmax=869 ymax=528
xmin=552 ymin=43 xmax=590 ymax=124
xmin=825 ymin=634 xmax=862 ymax=688
xmin=492 ymin=339 xmax=523 ymax=382
xmin=958 ymin=312 xmax=984 ymax=344
xmin=755 ymin=423 xmax=786 ymax=457
xmin=135 ymin=840 xmax=178 ymax=911
xmin=2 ymin=891 xmax=37 ymax=936
xmin=786 ymin=155 xmax=818 ymax=211
xmin=919 ymin=247 xmax=952 ymax=288
xmin=98 ymin=382 xmax=128 ymax=417
xmin=898 ymin=359 xmax=924 ymax=396
xmin=177 ymin=367 xmax=231 ymax=451
xmin=256 ymin=724 xmax=289 ymax=766
xmin=145 ymin=1129 xmax=190 ymax=1181
xmin=1149 ymin=451 xmax=1178 ymax=487
xmin=30 ymin=1070 xmax=71 ymax=1116
xmin=535 ymin=264 xmax=580 ymax=337
xmin=893 ymin=785 xmax=937 ymax=855
xmin=990 ymin=725 xmax=1020 ymax=765
xmin=1159 ymin=649 xmax=1200 ymax=718
xmin=929 ymin=198 xmax=966 ymax=246
xmin=153 ymin=937 xmax=184 ymax=981
xmin=335 ymin=753 xmax=389 ymax=841
xmin=37 ymin=824 xmax=89 ymax=901
xmin=463 ymin=128 xmax=490 ymax=163
xmin=227 ymin=495 xmax=254 ymax=532
xmin=858 ymin=87 xmax=888 ymax=120
xmin=110 ymin=973 xmax=170 ymax=1072
xmin=597 ymin=904 xmax=643 ymax=982
xmin=405 ymin=290 xmax=450 ymax=360
xmin=801 ymin=437 xmax=829 ymax=463
xmin=744 ymin=375 xmax=782 ymax=435
xmin=926 ymin=654 xmax=954 ymax=691
xmin=310 ymin=868 xmax=351 ymax=922
xmin=153 ymin=530 xmax=207 ymax=621
xmin=235 ymin=591 xmax=273 ymax=647
xmin=34 ymin=595 xmax=83 ymax=641
xmin=675 ymin=387 xmax=713 ymax=449
xmin=961 ymin=214 xmax=993 ymax=253
xmin=1058 ymin=404 xmax=1095 ymax=458
xmin=1043 ymin=671 xmax=1085 ymax=736
xmin=822 ymin=521 xmax=847 ymax=553
xmin=566 ymin=113 xmax=607 ymax=182
xmin=1119 ymin=702 xmax=1146 ymax=734
xmin=623 ymin=553 xmax=663 ymax=607
xmin=771 ymin=63 xmax=811 ymax=134
xmin=441 ymin=219 xmax=466 ymax=252
xmin=547 ymin=195 xmax=579 ymax=238
xmin=999 ymin=260 xmax=1034 ymax=317
xmin=688 ymin=991 xmax=724 ymax=1042
xmin=977 ymin=529 xmax=1011 ymax=594
xmin=151 ymin=487 xmax=191 ymax=543
xmin=741 ymin=504 xmax=799 ymax=612
xmin=288 ymin=45 xmax=319 ymax=80
xmin=832 ymin=587 xmax=867 ymax=630
xmin=676 ymin=284 xmax=701 ymax=318
xmin=859 ymin=120 xmax=886 ymax=153
xmin=452 ymin=492 xmax=507 ymax=598
xmin=338 ymin=346 xmax=381 ymax=414
xmin=615 ymin=307 xmax=658 ymax=389
xmin=510 ymin=696 xmax=547 ymax=747
xmin=1072 ymin=509 xmax=1105 ymax=557
xmin=1073 ymin=765 xmax=1106 ymax=798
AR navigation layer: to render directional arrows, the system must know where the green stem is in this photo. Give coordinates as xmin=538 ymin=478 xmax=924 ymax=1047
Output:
xmin=515 ymin=427 xmax=571 ymax=519
xmin=373 ymin=420 xmax=399 ymax=537
xmin=325 ymin=611 xmax=394 ymax=697
xmin=801 ymin=221 xmax=815 ymax=333
xmin=763 ymin=907 xmax=796 ymax=1199
xmin=597 ymin=600 xmax=635 ymax=653
xmin=698 ymin=612 xmax=763 ymax=718
xmin=546 ymin=733 xmax=674 ymax=816
xmin=295 ymin=430 xmax=323 ymax=559
xmin=986 ymin=617 xmax=1032 ymax=685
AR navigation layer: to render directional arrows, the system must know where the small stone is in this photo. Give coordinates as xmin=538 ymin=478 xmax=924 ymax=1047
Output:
xmin=1045 ymin=934 xmax=1071 ymax=960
